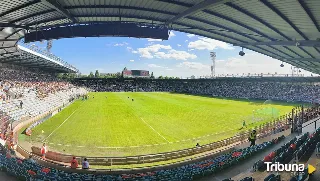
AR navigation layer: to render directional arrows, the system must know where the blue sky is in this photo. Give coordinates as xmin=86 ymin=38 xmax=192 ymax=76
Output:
xmin=25 ymin=31 xmax=313 ymax=78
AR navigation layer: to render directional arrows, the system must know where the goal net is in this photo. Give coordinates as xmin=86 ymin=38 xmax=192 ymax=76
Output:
xmin=251 ymin=107 xmax=280 ymax=123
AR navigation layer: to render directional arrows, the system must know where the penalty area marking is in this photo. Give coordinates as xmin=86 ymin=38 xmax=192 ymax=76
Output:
xmin=42 ymin=102 xmax=84 ymax=142
xmin=140 ymin=117 xmax=171 ymax=143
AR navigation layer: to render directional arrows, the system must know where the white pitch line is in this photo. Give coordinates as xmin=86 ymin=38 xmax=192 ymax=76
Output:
xmin=140 ymin=117 xmax=170 ymax=143
xmin=42 ymin=102 xmax=84 ymax=142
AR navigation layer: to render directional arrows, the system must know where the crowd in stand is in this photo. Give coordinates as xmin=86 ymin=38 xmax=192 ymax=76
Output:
xmin=0 ymin=65 xmax=77 ymax=100
xmin=0 ymin=64 xmax=86 ymax=150
xmin=2 ymin=64 xmax=320 ymax=180
xmin=75 ymin=79 xmax=320 ymax=103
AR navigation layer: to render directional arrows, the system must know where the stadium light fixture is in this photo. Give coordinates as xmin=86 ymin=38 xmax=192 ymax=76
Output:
xmin=239 ymin=47 xmax=245 ymax=56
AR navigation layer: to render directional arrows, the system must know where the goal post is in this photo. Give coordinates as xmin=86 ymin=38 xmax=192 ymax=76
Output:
xmin=252 ymin=107 xmax=280 ymax=123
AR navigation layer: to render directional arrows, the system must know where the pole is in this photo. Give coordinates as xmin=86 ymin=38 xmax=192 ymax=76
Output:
xmin=301 ymin=105 xmax=304 ymax=124
xmin=291 ymin=108 xmax=294 ymax=133
xmin=210 ymin=52 xmax=216 ymax=77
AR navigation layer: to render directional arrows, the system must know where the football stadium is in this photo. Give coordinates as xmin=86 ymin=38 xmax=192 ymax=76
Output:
xmin=1 ymin=0 xmax=320 ymax=181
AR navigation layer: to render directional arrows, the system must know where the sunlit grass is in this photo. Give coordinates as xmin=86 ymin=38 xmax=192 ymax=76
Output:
xmin=30 ymin=92 xmax=296 ymax=157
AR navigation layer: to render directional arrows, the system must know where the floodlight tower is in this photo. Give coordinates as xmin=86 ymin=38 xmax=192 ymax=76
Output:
xmin=291 ymin=66 xmax=300 ymax=76
xmin=210 ymin=52 xmax=216 ymax=77
xmin=47 ymin=40 xmax=53 ymax=52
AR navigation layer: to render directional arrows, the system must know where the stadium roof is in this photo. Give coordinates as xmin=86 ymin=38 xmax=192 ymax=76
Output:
xmin=0 ymin=0 xmax=320 ymax=73
xmin=0 ymin=44 xmax=78 ymax=73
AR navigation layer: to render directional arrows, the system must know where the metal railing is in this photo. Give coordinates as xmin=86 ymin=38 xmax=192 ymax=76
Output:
xmin=18 ymin=40 xmax=79 ymax=72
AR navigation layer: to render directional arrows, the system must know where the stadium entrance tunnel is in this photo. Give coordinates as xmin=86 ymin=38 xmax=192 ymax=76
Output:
xmin=24 ymin=23 xmax=169 ymax=43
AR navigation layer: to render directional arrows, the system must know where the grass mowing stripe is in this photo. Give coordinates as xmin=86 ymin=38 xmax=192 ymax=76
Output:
xmin=140 ymin=117 xmax=170 ymax=143
xmin=115 ymin=93 xmax=170 ymax=143
xmin=28 ymin=92 xmax=296 ymax=157
xmin=42 ymin=101 xmax=84 ymax=142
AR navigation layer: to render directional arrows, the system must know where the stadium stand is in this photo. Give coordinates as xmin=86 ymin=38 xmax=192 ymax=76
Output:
xmin=0 ymin=128 xmax=318 ymax=181
xmin=2 ymin=69 xmax=320 ymax=180
xmin=0 ymin=63 xmax=87 ymax=147
xmin=1 ymin=0 xmax=320 ymax=180
xmin=75 ymin=79 xmax=320 ymax=103
xmin=0 ymin=135 xmax=287 ymax=181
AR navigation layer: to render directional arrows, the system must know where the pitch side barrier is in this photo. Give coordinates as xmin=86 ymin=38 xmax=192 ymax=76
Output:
xmin=27 ymin=119 xmax=289 ymax=166
xmin=16 ymin=130 xmax=288 ymax=175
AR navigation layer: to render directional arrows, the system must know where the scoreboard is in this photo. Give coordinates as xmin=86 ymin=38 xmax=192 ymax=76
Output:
xmin=131 ymin=70 xmax=150 ymax=77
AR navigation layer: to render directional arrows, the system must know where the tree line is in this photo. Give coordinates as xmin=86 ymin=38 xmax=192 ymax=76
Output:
xmin=57 ymin=70 xmax=180 ymax=80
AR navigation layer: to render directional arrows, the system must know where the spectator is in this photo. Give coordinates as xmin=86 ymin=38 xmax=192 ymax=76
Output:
xmin=41 ymin=143 xmax=47 ymax=159
xmin=249 ymin=130 xmax=257 ymax=147
xmin=70 ymin=156 xmax=78 ymax=169
xmin=242 ymin=120 xmax=247 ymax=128
xmin=20 ymin=100 xmax=23 ymax=109
xmin=82 ymin=158 xmax=89 ymax=169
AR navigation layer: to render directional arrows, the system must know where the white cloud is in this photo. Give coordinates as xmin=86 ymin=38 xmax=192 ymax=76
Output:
xmin=154 ymin=50 xmax=197 ymax=60
xmin=177 ymin=44 xmax=181 ymax=47
xmin=114 ymin=42 xmax=129 ymax=46
xmin=132 ymin=50 xmax=138 ymax=54
xmin=148 ymin=64 xmax=164 ymax=68
xmin=185 ymin=40 xmax=188 ymax=42
xmin=187 ymin=34 xmax=196 ymax=38
xmin=136 ymin=44 xmax=196 ymax=60
xmin=177 ymin=62 xmax=209 ymax=70
xmin=188 ymin=37 xmax=234 ymax=50
xmin=129 ymin=59 xmax=134 ymax=62
xmin=147 ymin=38 xmax=162 ymax=42
xmin=137 ymin=44 xmax=172 ymax=59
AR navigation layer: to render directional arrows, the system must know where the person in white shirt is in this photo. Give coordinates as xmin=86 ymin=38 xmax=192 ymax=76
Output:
xmin=82 ymin=158 xmax=89 ymax=169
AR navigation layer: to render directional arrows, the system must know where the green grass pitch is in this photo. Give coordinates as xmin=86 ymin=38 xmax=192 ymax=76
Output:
xmin=28 ymin=92 xmax=296 ymax=157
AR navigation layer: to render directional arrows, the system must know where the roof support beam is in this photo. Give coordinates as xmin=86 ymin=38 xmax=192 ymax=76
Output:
xmin=199 ymin=9 xmax=296 ymax=58
xmin=65 ymin=5 xmax=176 ymax=16
xmin=0 ymin=0 xmax=41 ymax=17
xmin=0 ymin=23 xmax=32 ymax=29
xmin=284 ymin=58 xmax=320 ymax=62
xmin=0 ymin=39 xmax=18 ymax=42
xmin=298 ymin=0 xmax=320 ymax=32
xmin=0 ymin=51 xmax=17 ymax=56
xmin=41 ymin=0 xmax=78 ymax=23
xmin=202 ymin=10 xmax=272 ymax=40
xmin=261 ymin=0 xmax=320 ymax=56
xmin=0 ymin=58 xmax=33 ymax=63
xmin=15 ymin=62 xmax=48 ymax=66
xmin=225 ymin=2 xmax=306 ymax=59
xmin=166 ymin=0 xmax=230 ymax=24
xmin=234 ymin=40 xmax=320 ymax=47
xmin=4 ymin=29 xmax=23 ymax=39
xmin=261 ymin=0 xmax=308 ymax=40
xmin=156 ymin=0 xmax=192 ymax=7
xmin=10 ymin=10 xmax=55 ymax=24
xmin=0 ymin=46 xmax=16 ymax=49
